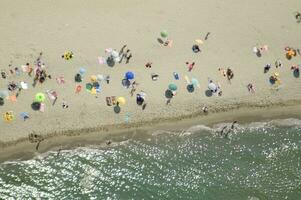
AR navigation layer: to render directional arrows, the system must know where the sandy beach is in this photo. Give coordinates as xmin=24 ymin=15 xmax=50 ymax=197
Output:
xmin=0 ymin=0 xmax=301 ymax=161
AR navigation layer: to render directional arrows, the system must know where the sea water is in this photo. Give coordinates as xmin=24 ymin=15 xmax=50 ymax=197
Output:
xmin=0 ymin=119 xmax=300 ymax=200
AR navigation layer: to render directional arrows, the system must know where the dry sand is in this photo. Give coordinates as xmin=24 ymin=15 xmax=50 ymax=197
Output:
xmin=0 ymin=0 xmax=301 ymax=160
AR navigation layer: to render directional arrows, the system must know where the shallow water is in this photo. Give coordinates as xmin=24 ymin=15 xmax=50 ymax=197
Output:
xmin=0 ymin=119 xmax=301 ymax=199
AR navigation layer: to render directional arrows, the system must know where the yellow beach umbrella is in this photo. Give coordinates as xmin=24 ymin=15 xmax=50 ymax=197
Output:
xmin=3 ymin=111 xmax=14 ymax=122
xmin=117 ymin=97 xmax=126 ymax=105
xmin=195 ymin=39 xmax=204 ymax=45
xmin=91 ymin=87 xmax=97 ymax=95
xmin=91 ymin=75 xmax=97 ymax=82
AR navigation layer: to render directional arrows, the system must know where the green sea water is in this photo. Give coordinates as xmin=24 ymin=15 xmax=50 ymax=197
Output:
xmin=0 ymin=119 xmax=300 ymax=200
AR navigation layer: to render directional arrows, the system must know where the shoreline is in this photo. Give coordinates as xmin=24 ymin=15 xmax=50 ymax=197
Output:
xmin=1 ymin=101 xmax=301 ymax=163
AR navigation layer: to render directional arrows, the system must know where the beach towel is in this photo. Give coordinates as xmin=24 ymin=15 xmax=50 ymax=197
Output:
xmin=56 ymin=76 xmax=65 ymax=85
xmin=184 ymin=75 xmax=191 ymax=84
xmin=75 ymin=85 xmax=82 ymax=94
xmin=10 ymin=95 xmax=17 ymax=102
xmin=39 ymin=103 xmax=45 ymax=112
xmin=98 ymin=57 xmax=106 ymax=65
xmin=21 ymin=65 xmax=28 ymax=72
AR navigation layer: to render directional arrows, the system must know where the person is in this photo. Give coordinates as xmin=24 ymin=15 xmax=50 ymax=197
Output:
xmin=106 ymin=75 xmax=110 ymax=84
xmin=247 ymin=83 xmax=255 ymax=93
xmin=218 ymin=68 xmax=226 ymax=77
xmin=1 ymin=70 xmax=7 ymax=79
xmin=205 ymin=32 xmax=210 ymax=40
xmin=145 ymin=62 xmax=152 ymax=68
xmin=119 ymin=45 xmax=127 ymax=56
xmin=27 ymin=63 xmax=33 ymax=77
xmin=275 ymin=59 xmax=282 ymax=68
xmin=126 ymin=53 xmax=132 ymax=64
xmin=192 ymin=45 xmax=200 ymax=53
xmin=202 ymin=106 xmax=208 ymax=113
xmin=62 ymin=100 xmax=69 ymax=109
xmin=187 ymin=62 xmax=195 ymax=72
xmin=264 ymin=64 xmax=271 ymax=73
xmin=226 ymin=68 xmax=234 ymax=81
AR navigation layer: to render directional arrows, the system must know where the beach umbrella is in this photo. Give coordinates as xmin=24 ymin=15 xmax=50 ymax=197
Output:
xmin=35 ymin=93 xmax=45 ymax=103
xmin=79 ymin=68 xmax=86 ymax=75
xmin=117 ymin=97 xmax=126 ymax=105
xmin=160 ymin=30 xmax=168 ymax=38
xmin=20 ymin=112 xmax=29 ymax=121
xmin=252 ymin=47 xmax=259 ymax=53
xmin=97 ymin=74 xmax=104 ymax=81
xmin=208 ymin=82 xmax=217 ymax=92
xmin=114 ymin=105 xmax=121 ymax=114
xmin=3 ymin=111 xmax=14 ymax=122
xmin=75 ymin=73 xmax=82 ymax=82
xmin=20 ymin=82 xmax=28 ymax=90
xmin=125 ymin=71 xmax=134 ymax=80
xmin=91 ymin=75 xmax=97 ymax=82
xmin=31 ymin=102 xmax=41 ymax=111
xmin=111 ymin=50 xmax=119 ymax=58
xmin=0 ymin=90 xmax=9 ymax=98
xmin=168 ymin=83 xmax=178 ymax=91
xmin=86 ymin=83 xmax=93 ymax=91
xmin=191 ymin=78 xmax=199 ymax=86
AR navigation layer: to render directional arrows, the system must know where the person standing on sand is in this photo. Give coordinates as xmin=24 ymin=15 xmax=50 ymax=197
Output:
xmin=126 ymin=53 xmax=132 ymax=64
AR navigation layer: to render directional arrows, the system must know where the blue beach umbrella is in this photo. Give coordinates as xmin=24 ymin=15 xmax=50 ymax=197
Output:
xmin=191 ymin=78 xmax=199 ymax=86
xmin=20 ymin=112 xmax=29 ymax=121
xmin=79 ymin=67 xmax=86 ymax=75
xmin=125 ymin=71 xmax=134 ymax=80
xmin=168 ymin=83 xmax=178 ymax=91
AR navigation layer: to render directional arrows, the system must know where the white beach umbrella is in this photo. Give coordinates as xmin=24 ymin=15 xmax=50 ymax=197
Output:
xmin=208 ymin=82 xmax=217 ymax=91
xmin=111 ymin=50 xmax=119 ymax=58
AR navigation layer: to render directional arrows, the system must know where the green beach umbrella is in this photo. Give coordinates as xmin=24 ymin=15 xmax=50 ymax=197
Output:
xmin=168 ymin=83 xmax=177 ymax=91
xmin=35 ymin=93 xmax=45 ymax=103
xmin=160 ymin=30 xmax=168 ymax=38
xmin=86 ymin=83 xmax=93 ymax=91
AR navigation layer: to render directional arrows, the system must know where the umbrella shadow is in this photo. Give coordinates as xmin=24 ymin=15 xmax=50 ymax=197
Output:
xmin=256 ymin=51 xmax=262 ymax=57
xmin=31 ymin=102 xmax=41 ymax=111
xmin=0 ymin=97 xmax=4 ymax=106
xmin=293 ymin=70 xmax=300 ymax=78
xmin=114 ymin=105 xmax=121 ymax=114
xmin=122 ymin=79 xmax=131 ymax=88
xmin=165 ymin=89 xmax=173 ymax=99
xmin=106 ymin=56 xmax=115 ymax=67
xmin=157 ymin=38 xmax=164 ymax=44
xmin=205 ymin=90 xmax=213 ymax=97
xmin=187 ymin=84 xmax=195 ymax=93
xmin=269 ymin=77 xmax=276 ymax=85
